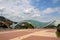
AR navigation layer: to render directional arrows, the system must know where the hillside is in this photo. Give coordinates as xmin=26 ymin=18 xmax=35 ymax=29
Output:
xmin=0 ymin=16 xmax=15 ymax=25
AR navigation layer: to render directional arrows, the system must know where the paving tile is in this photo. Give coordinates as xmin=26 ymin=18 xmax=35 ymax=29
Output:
xmin=22 ymin=36 xmax=60 ymax=40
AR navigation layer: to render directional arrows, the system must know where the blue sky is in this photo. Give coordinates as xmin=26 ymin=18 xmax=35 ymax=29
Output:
xmin=0 ymin=0 xmax=60 ymax=25
xmin=30 ymin=0 xmax=60 ymax=10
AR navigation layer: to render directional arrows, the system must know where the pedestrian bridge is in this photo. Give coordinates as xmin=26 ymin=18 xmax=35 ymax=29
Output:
xmin=10 ymin=20 xmax=55 ymax=29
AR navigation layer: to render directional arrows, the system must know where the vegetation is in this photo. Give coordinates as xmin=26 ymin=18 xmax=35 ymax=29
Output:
xmin=57 ymin=24 xmax=60 ymax=32
xmin=21 ymin=20 xmax=48 ymax=28
xmin=0 ymin=16 xmax=17 ymax=29
xmin=0 ymin=22 xmax=8 ymax=29
xmin=15 ymin=22 xmax=34 ymax=29
xmin=56 ymin=31 xmax=60 ymax=37
xmin=44 ymin=23 xmax=56 ymax=29
xmin=56 ymin=24 xmax=60 ymax=37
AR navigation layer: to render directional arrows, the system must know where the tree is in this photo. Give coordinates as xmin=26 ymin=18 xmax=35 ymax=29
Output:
xmin=0 ymin=22 xmax=8 ymax=29
xmin=44 ymin=24 xmax=56 ymax=29
xmin=56 ymin=24 xmax=60 ymax=37
xmin=57 ymin=24 xmax=60 ymax=32
xmin=15 ymin=22 xmax=34 ymax=29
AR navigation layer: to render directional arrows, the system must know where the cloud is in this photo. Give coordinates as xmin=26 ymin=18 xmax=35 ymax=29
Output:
xmin=52 ymin=17 xmax=60 ymax=26
xmin=0 ymin=0 xmax=42 ymax=22
xmin=55 ymin=20 xmax=60 ymax=26
xmin=32 ymin=14 xmax=40 ymax=17
xmin=38 ymin=7 xmax=60 ymax=23
xmin=43 ymin=8 xmax=54 ymax=14
xmin=0 ymin=0 xmax=60 ymax=25
xmin=54 ymin=7 xmax=60 ymax=14
xmin=42 ymin=7 xmax=60 ymax=14
xmin=0 ymin=0 xmax=31 ymax=21
xmin=52 ymin=0 xmax=59 ymax=3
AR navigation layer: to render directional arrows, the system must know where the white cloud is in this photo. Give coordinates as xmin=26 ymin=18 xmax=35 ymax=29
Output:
xmin=52 ymin=17 xmax=60 ymax=26
xmin=43 ymin=8 xmax=54 ymax=14
xmin=0 ymin=0 xmax=42 ymax=22
xmin=43 ymin=7 xmax=60 ymax=14
xmin=55 ymin=20 xmax=60 ymax=26
xmin=54 ymin=7 xmax=60 ymax=14
xmin=40 ymin=7 xmax=60 ymax=24
xmin=0 ymin=0 xmax=60 ymax=24
xmin=0 ymin=0 xmax=30 ymax=21
xmin=32 ymin=14 xmax=40 ymax=17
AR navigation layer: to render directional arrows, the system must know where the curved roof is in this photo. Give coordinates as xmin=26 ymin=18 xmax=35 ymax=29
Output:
xmin=10 ymin=20 xmax=54 ymax=29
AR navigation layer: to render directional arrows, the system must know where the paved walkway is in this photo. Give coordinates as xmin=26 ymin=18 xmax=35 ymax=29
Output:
xmin=0 ymin=29 xmax=60 ymax=40
xmin=10 ymin=29 xmax=58 ymax=40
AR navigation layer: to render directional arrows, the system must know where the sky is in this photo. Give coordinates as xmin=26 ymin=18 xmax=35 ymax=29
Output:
xmin=0 ymin=0 xmax=60 ymax=25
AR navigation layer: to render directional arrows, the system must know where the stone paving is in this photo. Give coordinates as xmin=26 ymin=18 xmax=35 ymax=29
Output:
xmin=0 ymin=29 xmax=60 ymax=40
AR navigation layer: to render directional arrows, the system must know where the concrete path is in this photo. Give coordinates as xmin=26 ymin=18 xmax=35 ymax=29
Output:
xmin=0 ymin=29 xmax=42 ymax=40
xmin=10 ymin=29 xmax=59 ymax=40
